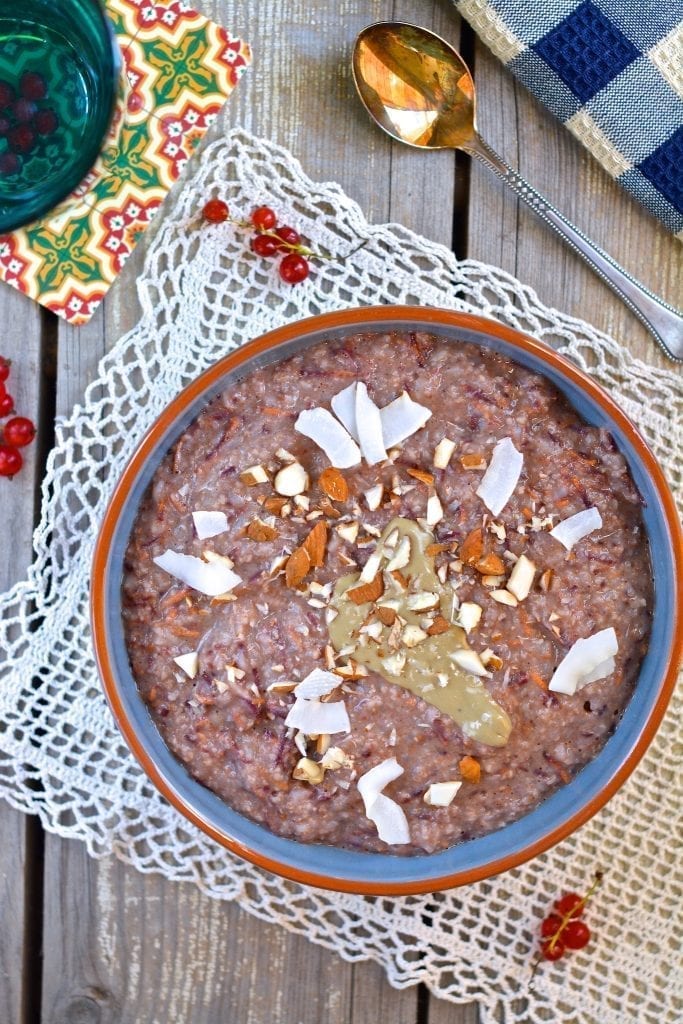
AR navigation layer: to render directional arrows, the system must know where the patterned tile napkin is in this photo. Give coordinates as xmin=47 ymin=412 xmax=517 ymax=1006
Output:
xmin=0 ymin=0 xmax=250 ymax=325
xmin=455 ymin=0 xmax=683 ymax=238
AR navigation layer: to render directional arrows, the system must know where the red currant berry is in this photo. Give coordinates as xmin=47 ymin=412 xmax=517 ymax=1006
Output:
xmin=554 ymin=893 xmax=584 ymax=919
xmin=279 ymin=253 xmax=310 ymax=284
xmin=251 ymin=205 xmax=277 ymax=231
xmin=34 ymin=108 xmax=58 ymax=136
xmin=541 ymin=938 xmax=565 ymax=961
xmin=20 ymin=72 xmax=47 ymax=102
xmin=540 ymin=915 xmax=562 ymax=938
xmin=250 ymin=233 xmax=278 ymax=257
xmin=0 ymin=393 xmax=14 ymax=416
xmin=8 ymin=124 xmax=35 ymax=154
xmin=0 ymin=443 xmax=22 ymax=477
xmin=0 ymin=152 xmax=20 ymax=176
xmin=13 ymin=98 xmax=37 ymax=123
xmin=274 ymin=225 xmax=301 ymax=250
xmin=0 ymin=80 xmax=15 ymax=108
xmin=3 ymin=416 xmax=36 ymax=447
xmin=0 ymin=358 xmax=10 ymax=383
xmin=562 ymin=920 xmax=591 ymax=950
xmin=202 ymin=198 xmax=229 ymax=223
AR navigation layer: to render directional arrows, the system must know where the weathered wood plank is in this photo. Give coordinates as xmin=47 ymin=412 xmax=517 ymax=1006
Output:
xmin=467 ymin=40 xmax=681 ymax=368
xmin=0 ymin=289 xmax=46 ymax=1024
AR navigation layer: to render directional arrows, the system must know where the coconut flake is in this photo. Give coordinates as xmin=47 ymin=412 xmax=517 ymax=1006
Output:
xmin=192 ymin=510 xmax=228 ymax=540
xmin=285 ymin=697 xmax=350 ymax=734
xmin=295 ymin=408 xmax=361 ymax=468
xmin=550 ymin=507 xmax=603 ymax=550
xmin=293 ymin=668 xmax=343 ymax=700
xmin=476 ymin=437 xmax=523 ymax=516
xmin=357 ymin=757 xmax=410 ymax=845
xmin=548 ymin=628 xmax=618 ymax=695
xmin=173 ymin=651 xmax=199 ymax=678
xmin=424 ymin=781 xmax=461 ymax=807
xmin=153 ymin=550 xmax=241 ymax=596
xmin=355 ymin=383 xmax=387 ymax=465
xmin=380 ymin=391 xmax=432 ymax=448
xmin=330 ymin=382 xmax=359 ymax=441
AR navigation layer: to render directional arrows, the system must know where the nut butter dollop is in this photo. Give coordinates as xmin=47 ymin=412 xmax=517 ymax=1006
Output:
xmin=328 ymin=517 xmax=511 ymax=746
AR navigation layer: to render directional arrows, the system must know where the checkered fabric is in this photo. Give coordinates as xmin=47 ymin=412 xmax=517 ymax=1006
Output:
xmin=455 ymin=0 xmax=683 ymax=237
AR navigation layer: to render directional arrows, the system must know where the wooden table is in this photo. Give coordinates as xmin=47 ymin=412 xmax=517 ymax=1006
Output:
xmin=1 ymin=2 xmax=680 ymax=1022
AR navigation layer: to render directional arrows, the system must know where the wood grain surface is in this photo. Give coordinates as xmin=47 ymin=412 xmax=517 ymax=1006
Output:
xmin=1 ymin=1 xmax=680 ymax=1022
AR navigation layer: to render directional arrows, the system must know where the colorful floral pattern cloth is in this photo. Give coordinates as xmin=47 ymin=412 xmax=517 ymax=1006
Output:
xmin=456 ymin=0 xmax=683 ymax=238
xmin=0 ymin=0 xmax=250 ymax=324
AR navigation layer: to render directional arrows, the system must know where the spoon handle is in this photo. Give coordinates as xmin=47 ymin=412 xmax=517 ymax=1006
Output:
xmin=465 ymin=134 xmax=683 ymax=362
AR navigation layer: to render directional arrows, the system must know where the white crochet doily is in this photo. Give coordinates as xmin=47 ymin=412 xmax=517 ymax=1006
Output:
xmin=1 ymin=129 xmax=680 ymax=1024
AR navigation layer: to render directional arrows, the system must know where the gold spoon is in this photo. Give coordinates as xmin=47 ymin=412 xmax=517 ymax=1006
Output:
xmin=352 ymin=22 xmax=683 ymax=362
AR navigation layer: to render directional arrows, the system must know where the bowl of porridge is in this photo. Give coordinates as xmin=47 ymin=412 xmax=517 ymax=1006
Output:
xmin=91 ymin=307 xmax=682 ymax=894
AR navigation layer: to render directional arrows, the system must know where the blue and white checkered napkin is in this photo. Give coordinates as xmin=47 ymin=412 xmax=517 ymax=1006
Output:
xmin=455 ymin=0 xmax=683 ymax=237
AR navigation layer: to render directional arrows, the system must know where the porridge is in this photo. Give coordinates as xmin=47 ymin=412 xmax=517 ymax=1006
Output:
xmin=121 ymin=332 xmax=651 ymax=854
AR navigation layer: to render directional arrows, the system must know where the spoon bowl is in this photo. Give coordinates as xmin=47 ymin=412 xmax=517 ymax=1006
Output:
xmin=352 ymin=21 xmax=683 ymax=362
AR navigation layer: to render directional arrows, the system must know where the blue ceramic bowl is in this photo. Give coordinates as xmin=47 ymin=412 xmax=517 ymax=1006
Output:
xmin=91 ymin=308 xmax=682 ymax=894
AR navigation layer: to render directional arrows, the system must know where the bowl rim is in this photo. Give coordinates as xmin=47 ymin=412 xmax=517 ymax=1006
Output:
xmin=91 ymin=306 xmax=683 ymax=895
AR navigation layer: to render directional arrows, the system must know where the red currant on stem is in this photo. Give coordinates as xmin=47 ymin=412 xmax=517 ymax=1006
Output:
xmin=202 ymin=198 xmax=230 ymax=223
xmin=250 ymin=233 xmax=279 ymax=258
xmin=279 ymin=253 xmax=310 ymax=284
xmin=3 ymin=416 xmax=36 ymax=447
xmin=562 ymin=919 xmax=591 ymax=950
xmin=0 ymin=356 xmax=10 ymax=383
xmin=251 ymin=205 xmax=277 ymax=231
xmin=530 ymin=871 xmax=603 ymax=984
xmin=274 ymin=225 xmax=301 ymax=250
xmin=554 ymin=893 xmax=585 ymax=919
xmin=0 ymin=392 xmax=14 ymax=417
xmin=0 ymin=443 xmax=22 ymax=478
xmin=541 ymin=938 xmax=565 ymax=961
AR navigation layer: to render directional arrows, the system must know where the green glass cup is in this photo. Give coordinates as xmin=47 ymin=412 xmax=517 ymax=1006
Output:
xmin=0 ymin=0 xmax=121 ymax=232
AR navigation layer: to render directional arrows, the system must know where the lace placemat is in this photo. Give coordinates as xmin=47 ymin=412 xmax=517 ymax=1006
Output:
xmin=0 ymin=128 xmax=680 ymax=1024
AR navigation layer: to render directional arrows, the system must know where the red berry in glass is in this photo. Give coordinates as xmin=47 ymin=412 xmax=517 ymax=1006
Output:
xmin=541 ymin=938 xmax=565 ymax=961
xmin=274 ymin=225 xmax=301 ymax=250
xmin=0 ymin=358 xmax=10 ymax=383
xmin=3 ymin=416 xmax=36 ymax=448
xmin=0 ymin=116 xmax=9 ymax=137
xmin=554 ymin=893 xmax=584 ymax=919
xmin=202 ymin=198 xmax=229 ymax=223
xmin=0 ymin=444 xmax=22 ymax=478
xmin=13 ymin=98 xmax=37 ymax=124
xmin=562 ymin=920 xmax=591 ymax=950
xmin=250 ymin=233 xmax=278 ymax=257
xmin=0 ymin=80 xmax=14 ymax=108
xmin=20 ymin=71 xmax=47 ymax=102
xmin=251 ymin=205 xmax=277 ymax=231
xmin=0 ymin=393 xmax=14 ymax=416
xmin=34 ymin=109 xmax=58 ymax=136
xmin=8 ymin=124 xmax=35 ymax=155
xmin=0 ymin=151 xmax=20 ymax=176
xmin=279 ymin=253 xmax=309 ymax=284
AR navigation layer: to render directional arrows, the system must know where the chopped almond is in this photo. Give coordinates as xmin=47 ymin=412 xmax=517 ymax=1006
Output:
xmin=319 ymin=467 xmax=349 ymax=502
xmin=459 ymin=755 xmax=481 ymax=783
xmin=426 ymin=615 xmax=450 ymax=636
xmin=475 ymin=552 xmax=506 ymax=576
xmin=316 ymin=733 xmax=331 ymax=755
xmin=302 ymin=521 xmax=328 ymax=568
xmin=390 ymin=569 xmax=409 ymax=589
xmin=347 ymin=573 xmax=384 ymax=605
xmin=539 ymin=568 xmax=554 ymax=592
xmin=460 ymin=453 xmax=487 ymax=470
xmin=460 ymin=527 xmax=484 ymax=565
xmin=426 ymin=542 xmax=450 ymax=557
xmin=319 ymin=498 xmax=341 ymax=519
xmin=433 ymin=437 xmax=456 ymax=469
xmin=240 ymin=464 xmax=269 ymax=486
xmin=292 ymin=757 xmax=325 ymax=784
xmin=336 ymin=521 xmax=359 ymax=544
xmin=377 ymin=606 xmax=397 ymax=626
xmin=491 ymin=589 xmax=518 ymax=607
xmin=274 ymin=461 xmax=309 ymax=496
xmin=263 ymin=495 xmax=289 ymax=516
xmin=507 ymin=554 xmax=536 ymax=601
xmin=406 ymin=467 xmax=435 ymax=486
xmin=285 ymin=545 xmax=311 ymax=588
xmin=246 ymin=518 xmax=279 ymax=542
xmin=426 ymin=492 xmax=444 ymax=526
